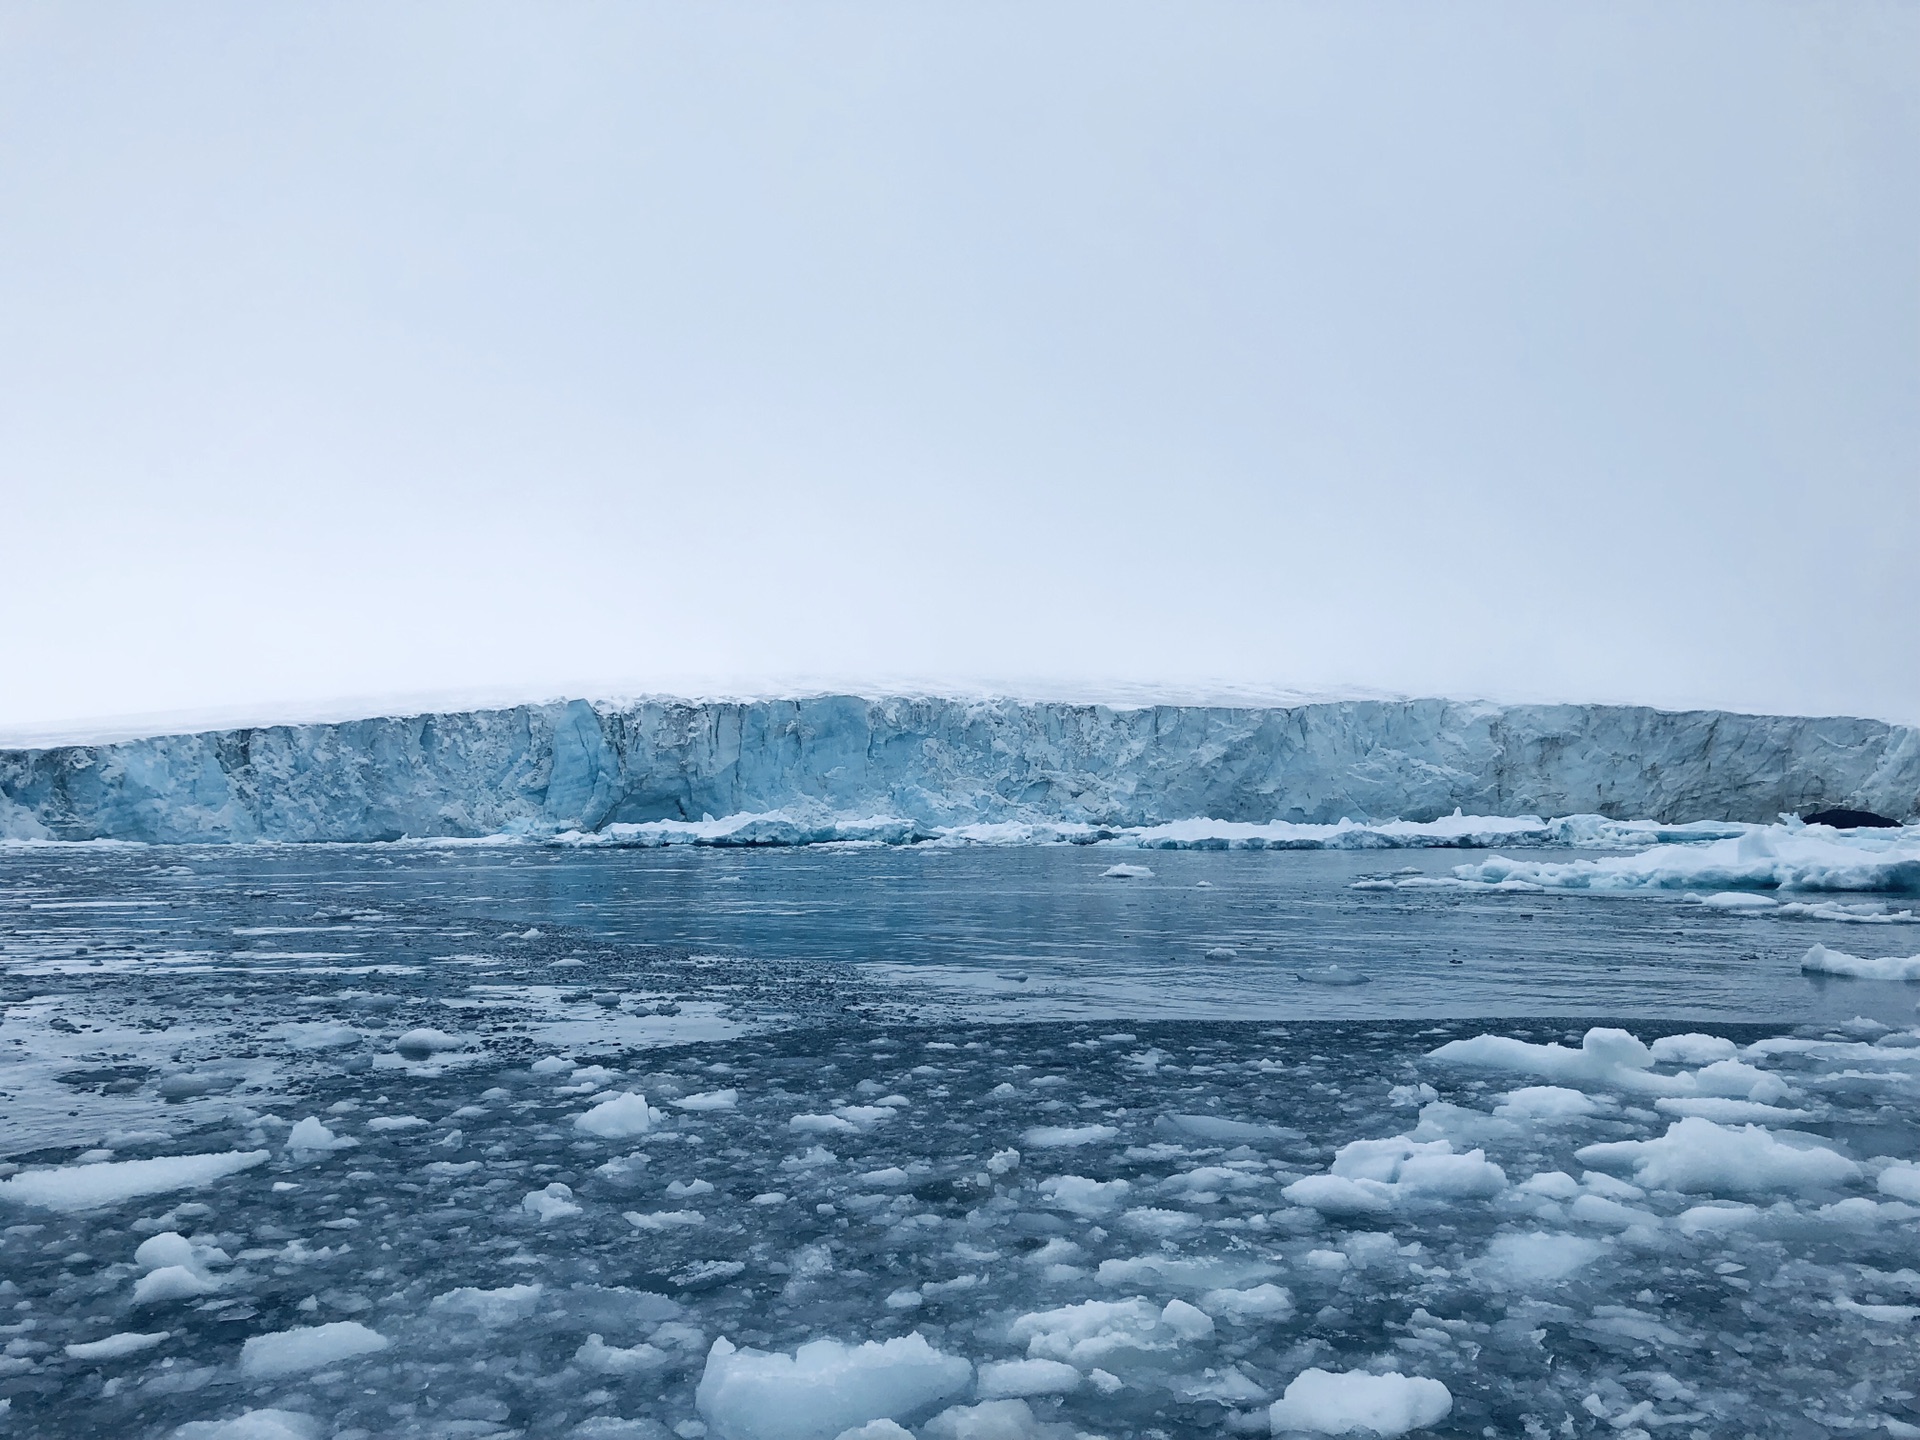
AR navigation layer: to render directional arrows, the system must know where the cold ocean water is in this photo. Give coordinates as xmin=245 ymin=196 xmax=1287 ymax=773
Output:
xmin=4 ymin=841 xmax=1920 ymax=1439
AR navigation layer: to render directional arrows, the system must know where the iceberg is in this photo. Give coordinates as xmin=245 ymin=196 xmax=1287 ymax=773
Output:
xmin=0 ymin=694 xmax=1912 ymax=844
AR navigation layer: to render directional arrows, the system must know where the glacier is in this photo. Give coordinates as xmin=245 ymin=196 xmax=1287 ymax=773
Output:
xmin=0 ymin=695 xmax=1915 ymax=844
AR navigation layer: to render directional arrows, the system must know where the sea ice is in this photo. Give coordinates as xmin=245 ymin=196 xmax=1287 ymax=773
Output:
xmin=285 ymin=1117 xmax=353 ymax=1155
xmin=1801 ymin=943 xmax=1920 ymax=980
xmin=1450 ymin=824 xmax=1920 ymax=896
xmin=694 ymin=1333 xmax=972 ymax=1440
xmin=63 ymin=1329 xmax=169 ymax=1360
xmin=975 ymin=1358 xmax=1083 ymax=1398
xmin=0 ymin=1151 xmax=268 ymax=1212
xmin=170 ymin=1410 xmax=322 ymax=1440
xmin=1575 ymin=1116 xmax=1859 ymax=1196
xmin=238 ymin=1321 xmax=389 ymax=1378
xmin=577 ymin=1092 xmax=658 ymax=1138
xmin=1018 ymin=1125 xmax=1118 ymax=1149
xmin=1009 ymin=1297 xmax=1213 ymax=1367
xmin=1267 ymin=1368 xmax=1452 ymax=1437
xmin=523 ymin=1181 xmax=583 ymax=1220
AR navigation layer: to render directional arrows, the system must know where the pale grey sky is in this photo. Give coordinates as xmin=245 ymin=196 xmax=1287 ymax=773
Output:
xmin=2 ymin=2 xmax=1916 ymax=735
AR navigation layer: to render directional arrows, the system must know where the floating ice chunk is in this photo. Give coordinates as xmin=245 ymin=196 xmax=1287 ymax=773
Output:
xmin=1452 ymin=827 xmax=1920 ymax=895
xmin=832 ymin=1424 xmax=915 ymax=1440
xmin=987 ymin=1149 xmax=1021 ymax=1175
xmin=523 ymin=1182 xmax=582 ymax=1220
xmin=171 ymin=1410 xmax=322 ymax=1440
xmin=430 ymin=1283 xmax=544 ymax=1325
xmin=0 ymin=1150 xmax=268 ymax=1212
xmin=1119 ymin=1206 xmax=1202 ymax=1237
xmin=576 ymin=1333 xmax=670 ymax=1374
xmin=1877 ymin=1163 xmax=1920 ymax=1203
xmin=1649 ymin=1034 xmax=1739 ymax=1065
xmin=1097 ymin=1254 xmax=1278 ymax=1290
xmin=791 ymin=1114 xmax=858 ymax=1135
xmin=393 ymin=1027 xmax=464 ymax=1058
xmin=1479 ymin=1232 xmax=1605 ymax=1286
xmin=676 ymin=1089 xmax=740 ymax=1111
xmin=1157 ymin=1114 xmax=1300 ymax=1143
xmin=1038 ymin=1176 xmax=1130 ymax=1216
xmin=239 ymin=1321 xmax=389 ymax=1378
xmin=1697 ymin=891 xmax=1778 ymax=911
xmin=1516 ymin=1170 xmax=1582 ymax=1200
xmin=1332 ymin=1136 xmax=1439 ymax=1182
xmin=1778 ymin=900 xmax=1920 ymax=923
xmin=577 ymin=1093 xmax=658 ymax=1138
xmin=694 ymin=1333 xmax=972 ymax=1440
xmin=1010 ymin=1297 xmax=1212 ymax=1367
xmin=834 ymin=1105 xmax=902 ymax=1128
xmin=287 ymin=1118 xmax=355 ymax=1155
xmin=1652 ymin=1097 xmax=1814 ymax=1124
xmin=1204 ymin=947 xmax=1238 ymax=961
xmin=1019 ymin=1124 xmax=1118 ymax=1149
xmin=366 ymin=1115 xmax=427 ymax=1132
xmin=625 ymin=1209 xmax=705 ymax=1230
xmin=1672 ymin=1202 xmax=1762 ymax=1235
xmin=1576 ymin=1117 xmax=1859 ymax=1196
xmin=65 ymin=1329 xmax=168 ymax=1360
xmin=134 ymin=1264 xmax=222 ymax=1305
xmin=1428 ymin=1027 xmax=1675 ymax=1093
xmin=532 ymin=1055 xmax=571 ymax=1074
xmin=1101 ymin=864 xmax=1153 ymax=879
xmin=669 ymin=1178 xmax=717 ymax=1197
xmin=1493 ymin=1086 xmax=1601 ymax=1119
xmin=1282 ymin=1175 xmax=1393 ymax=1216
xmin=1835 ymin=1297 xmax=1920 ymax=1322
xmin=1267 ymin=1368 xmax=1452 ymax=1436
xmin=1200 ymin=1283 xmax=1295 ymax=1320
xmin=1161 ymin=1164 xmax=1266 ymax=1196
xmin=1295 ymin=965 xmax=1370 ymax=987
xmin=135 ymin=1231 xmax=227 ymax=1272
xmin=269 ymin=1021 xmax=362 ymax=1049
xmin=922 ymin=1398 xmax=1079 ymax=1439
xmin=1688 ymin=1058 xmax=1793 ymax=1103
xmin=1331 ymin=1135 xmax=1507 ymax=1201
xmin=976 ymin=1359 xmax=1083 ymax=1398
xmin=1801 ymin=943 xmax=1920 ymax=980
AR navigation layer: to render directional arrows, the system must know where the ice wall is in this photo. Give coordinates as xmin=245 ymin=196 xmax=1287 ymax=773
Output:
xmin=1 ymin=696 xmax=1915 ymax=843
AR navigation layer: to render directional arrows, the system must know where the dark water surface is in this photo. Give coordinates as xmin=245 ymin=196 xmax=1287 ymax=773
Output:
xmin=9 ymin=840 xmax=1900 ymax=1019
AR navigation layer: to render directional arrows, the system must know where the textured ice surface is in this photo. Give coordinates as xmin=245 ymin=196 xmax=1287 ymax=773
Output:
xmin=3 ymin=695 xmax=1916 ymax=842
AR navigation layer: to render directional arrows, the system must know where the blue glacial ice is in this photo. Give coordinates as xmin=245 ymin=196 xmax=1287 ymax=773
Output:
xmin=2 ymin=695 xmax=1916 ymax=844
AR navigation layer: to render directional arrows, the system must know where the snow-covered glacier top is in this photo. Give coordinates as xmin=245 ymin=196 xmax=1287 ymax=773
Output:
xmin=0 ymin=695 xmax=1914 ymax=844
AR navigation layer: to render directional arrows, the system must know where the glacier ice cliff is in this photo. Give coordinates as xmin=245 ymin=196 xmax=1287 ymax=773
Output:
xmin=0 ymin=696 xmax=1915 ymax=844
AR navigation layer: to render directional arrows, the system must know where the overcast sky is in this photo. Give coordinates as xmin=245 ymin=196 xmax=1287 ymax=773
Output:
xmin=2 ymin=2 xmax=1915 ymax=736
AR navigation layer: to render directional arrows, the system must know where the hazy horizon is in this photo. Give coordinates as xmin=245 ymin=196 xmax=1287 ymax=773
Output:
xmin=4 ymin=3 xmax=1915 ymax=731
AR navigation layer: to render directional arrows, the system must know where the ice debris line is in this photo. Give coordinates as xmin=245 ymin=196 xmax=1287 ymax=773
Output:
xmin=3 ymin=694 xmax=1915 ymax=842
xmin=1356 ymin=820 xmax=1920 ymax=898
xmin=8 ymin=1017 xmax=1920 ymax=1438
